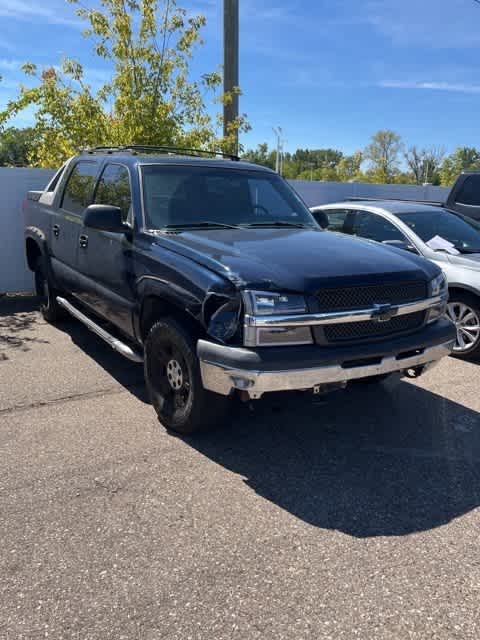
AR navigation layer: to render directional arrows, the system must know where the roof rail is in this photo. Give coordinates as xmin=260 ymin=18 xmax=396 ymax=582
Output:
xmin=81 ymin=144 xmax=240 ymax=161
xmin=347 ymin=196 xmax=445 ymax=207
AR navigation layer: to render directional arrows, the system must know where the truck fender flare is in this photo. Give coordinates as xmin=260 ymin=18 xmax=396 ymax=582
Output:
xmin=134 ymin=275 xmax=204 ymax=340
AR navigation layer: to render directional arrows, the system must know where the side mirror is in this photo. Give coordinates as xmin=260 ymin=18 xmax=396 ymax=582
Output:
xmin=83 ymin=204 xmax=128 ymax=233
xmin=382 ymin=239 xmax=417 ymax=254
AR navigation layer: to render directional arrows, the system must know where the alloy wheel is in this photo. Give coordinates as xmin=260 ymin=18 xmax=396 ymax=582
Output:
xmin=446 ymin=301 xmax=480 ymax=353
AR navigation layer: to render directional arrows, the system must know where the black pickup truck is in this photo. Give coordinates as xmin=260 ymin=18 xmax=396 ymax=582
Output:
xmin=24 ymin=145 xmax=455 ymax=433
xmin=445 ymin=170 xmax=480 ymax=221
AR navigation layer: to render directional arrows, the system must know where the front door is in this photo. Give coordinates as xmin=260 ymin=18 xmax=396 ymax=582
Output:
xmin=76 ymin=163 xmax=136 ymax=336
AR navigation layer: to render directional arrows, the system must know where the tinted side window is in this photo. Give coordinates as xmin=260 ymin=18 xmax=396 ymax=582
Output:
xmin=455 ymin=175 xmax=480 ymax=206
xmin=61 ymin=162 xmax=98 ymax=215
xmin=94 ymin=164 xmax=132 ymax=222
xmin=352 ymin=211 xmax=406 ymax=242
xmin=324 ymin=209 xmax=351 ymax=232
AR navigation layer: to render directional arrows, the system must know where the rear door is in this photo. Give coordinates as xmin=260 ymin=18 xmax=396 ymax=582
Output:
xmin=50 ymin=160 xmax=100 ymax=291
xmin=76 ymin=162 xmax=136 ymax=336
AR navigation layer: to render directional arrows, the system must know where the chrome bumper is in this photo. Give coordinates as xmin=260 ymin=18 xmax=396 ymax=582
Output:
xmin=198 ymin=339 xmax=455 ymax=399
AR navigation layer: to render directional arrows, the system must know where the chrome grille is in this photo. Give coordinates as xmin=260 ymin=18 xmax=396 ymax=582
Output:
xmin=316 ymin=281 xmax=427 ymax=311
xmin=324 ymin=311 xmax=425 ymax=343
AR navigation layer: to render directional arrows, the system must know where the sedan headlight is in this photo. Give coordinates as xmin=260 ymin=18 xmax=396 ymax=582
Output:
xmin=242 ymin=290 xmax=313 ymax=346
xmin=427 ymin=272 xmax=448 ymax=323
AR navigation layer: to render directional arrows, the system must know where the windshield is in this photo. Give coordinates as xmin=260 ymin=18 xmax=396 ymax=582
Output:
xmin=141 ymin=165 xmax=317 ymax=229
xmin=397 ymin=209 xmax=480 ymax=254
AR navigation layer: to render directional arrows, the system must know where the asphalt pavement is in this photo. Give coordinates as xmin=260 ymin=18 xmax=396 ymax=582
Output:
xmin=1 ymin=296 xmax=480 ymax=639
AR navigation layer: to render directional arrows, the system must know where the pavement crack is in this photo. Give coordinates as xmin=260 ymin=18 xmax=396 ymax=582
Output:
xmin=0 ymin=384 xmax=143 ymax=416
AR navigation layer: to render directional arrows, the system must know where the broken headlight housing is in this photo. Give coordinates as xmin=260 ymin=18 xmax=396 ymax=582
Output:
xmin=427 ymin=272 xmax=448 ymax=323
xmin=242 ymin=290 xmax=313 ymax=347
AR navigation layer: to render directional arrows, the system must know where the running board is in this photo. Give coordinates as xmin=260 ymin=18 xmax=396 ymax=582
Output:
xmin=56 ymin=297 xmax=144 ymax=363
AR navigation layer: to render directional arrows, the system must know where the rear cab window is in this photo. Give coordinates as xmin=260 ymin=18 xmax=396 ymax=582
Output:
xmin=454 ymin=175 xmax=480 ymax=206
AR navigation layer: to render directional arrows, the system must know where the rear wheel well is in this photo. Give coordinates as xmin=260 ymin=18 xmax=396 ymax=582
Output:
xmin=140 ymin=296 xmax=203 ymax=343
xmin=25 ymin=238 xmax=42 ymax=272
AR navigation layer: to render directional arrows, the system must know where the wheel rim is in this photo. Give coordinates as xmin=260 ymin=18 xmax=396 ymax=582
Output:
xmin=446 ymin=302 xmax=480 ymax=352
xmin=149 ymin=342 xmax=191 ymax=418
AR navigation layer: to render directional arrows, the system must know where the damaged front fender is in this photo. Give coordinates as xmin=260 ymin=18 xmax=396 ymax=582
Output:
xmin=203 ymin=292 xmax=243 ymax=344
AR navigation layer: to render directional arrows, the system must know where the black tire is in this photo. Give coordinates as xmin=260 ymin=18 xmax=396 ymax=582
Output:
xmin=144 ymin=318 xmax=231 ymax=434
xmin=447 ymin=291 xmax=480 ymax=359
xmin=34 ymin=257 xmax=66 ymax=323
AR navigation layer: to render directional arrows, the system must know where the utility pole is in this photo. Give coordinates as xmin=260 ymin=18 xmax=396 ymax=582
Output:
xmin=223 ymin=0 xmax=239 ymax=153
xmin=273 ymin=126 xmax=283 ymax=174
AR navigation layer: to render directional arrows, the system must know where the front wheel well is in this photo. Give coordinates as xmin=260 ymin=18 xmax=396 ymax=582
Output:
xmin=139 ymin=296 xmax=203 ymax=343
xmin=448 ymin=286 xmax=480 ymax=304
xmin=25 ymin=237 xmax=42 ymax=272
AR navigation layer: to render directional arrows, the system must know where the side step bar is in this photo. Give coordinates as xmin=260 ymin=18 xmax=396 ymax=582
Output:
xmin=56 ymin=297 xmax=144 ymax=363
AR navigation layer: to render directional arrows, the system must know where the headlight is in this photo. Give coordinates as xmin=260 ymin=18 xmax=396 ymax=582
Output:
xmin=427 ymin=272 xmax=448 ymax=323
xmin=242 ymin=290 xmax=313 ymax=346
xmin=429 ymin=272 xmax=447 ymax=297
xmin=243 ymin=290 xmax=308 ymax=315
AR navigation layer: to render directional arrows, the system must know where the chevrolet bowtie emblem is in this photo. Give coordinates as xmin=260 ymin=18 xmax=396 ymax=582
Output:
xmin=371 ymin=303 xmax=396 ymax=323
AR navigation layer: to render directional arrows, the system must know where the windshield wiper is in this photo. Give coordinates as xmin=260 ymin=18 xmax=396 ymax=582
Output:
xmin=433 ymin=246 xmax=480 ymax=255
xmin=240 ymin=221 xmax=315 ymax=229
xmin=163 ymin=221 xmax=241 ymax=230
xmin=456 ymin=248 xmax=480 ymax=254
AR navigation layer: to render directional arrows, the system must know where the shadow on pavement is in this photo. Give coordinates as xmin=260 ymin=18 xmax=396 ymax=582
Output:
xmin=8 ymin=295 xmax=479 ymax=537
xmin=186 ymin=378 xmax=480 ymax=538
xmin=55 ymin=316 xmax=148 ymax=404
xmin=0 ymin=295 xmax=48 ymax=360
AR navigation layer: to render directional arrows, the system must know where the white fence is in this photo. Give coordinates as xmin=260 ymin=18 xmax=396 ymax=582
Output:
xmin=0 ymin=168 xmax=54 ymax=293
xmin=0 ymin=167 xmax=451 ymax=294
xmin=289 ymin=179 xmax=450 ymax=207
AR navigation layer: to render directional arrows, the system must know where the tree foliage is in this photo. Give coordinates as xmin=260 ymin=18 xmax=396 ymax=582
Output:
xmin=439 ymin=147 xmax=480 ymax=186
xmin=404 ymin=145 xmax=445 ymax=185
xmin=0 ymin=0 xmax=249 ymax=167
xmin=0 ymin=127 xmax=39 ymax=166
xmin=364 ymin=130 xmax=403 ymax=183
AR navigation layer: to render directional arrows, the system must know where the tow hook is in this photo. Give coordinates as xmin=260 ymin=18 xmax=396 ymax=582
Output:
xmin=405 ymin=365 xmax=426 ymax=379
xmin=312 ymin=381 xmax=347 ymax=395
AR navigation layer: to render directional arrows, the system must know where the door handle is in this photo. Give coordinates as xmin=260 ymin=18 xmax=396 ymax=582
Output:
xmin=79 ymin=234 xmax=88 ymax=248
xmin=53 ymin=224 xmax=60 ymax=238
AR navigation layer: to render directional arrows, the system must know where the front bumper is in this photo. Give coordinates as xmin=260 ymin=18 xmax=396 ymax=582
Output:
xmin=198 ymin=318 xmax=456 ymax=398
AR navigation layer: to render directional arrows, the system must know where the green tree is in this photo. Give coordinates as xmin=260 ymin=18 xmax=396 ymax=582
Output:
xmin=364 ymin=130 xmax=403 ymax=183
xmin=404 ymin=145 xmax=445 ymax=185
xmin=336 ymin=151 xmax=363 ymax=182
xmin=440 ymin=147 xmax=480 ymax=186
xmin=0 ymin=127 xmax=38 ymax=166
xmin=242 ymin=143 xmax=275 ymax=169
xmin=0 ymin=0 xmax=249 ymax=167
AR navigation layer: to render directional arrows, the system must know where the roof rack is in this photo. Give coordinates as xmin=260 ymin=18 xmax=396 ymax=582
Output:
xmin=81 ymin=144 xmax=240 ymax=161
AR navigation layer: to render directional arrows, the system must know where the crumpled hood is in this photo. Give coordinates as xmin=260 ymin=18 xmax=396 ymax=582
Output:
xmin=152 ymin=228 xmax=439 ymax=293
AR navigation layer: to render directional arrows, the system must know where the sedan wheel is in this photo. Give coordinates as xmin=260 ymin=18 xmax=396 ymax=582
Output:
xmin=446 ymin=299 xmax=480 ymax=356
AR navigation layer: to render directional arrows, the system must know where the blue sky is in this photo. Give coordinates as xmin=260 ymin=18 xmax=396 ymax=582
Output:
xmin=1 ymin=0 xmax=480 ymax=156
